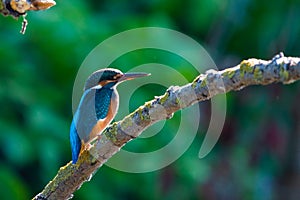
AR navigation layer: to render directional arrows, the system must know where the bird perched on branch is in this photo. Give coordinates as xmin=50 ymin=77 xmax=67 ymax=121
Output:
xmin=70 ymin=68 xmax=150 ymax=164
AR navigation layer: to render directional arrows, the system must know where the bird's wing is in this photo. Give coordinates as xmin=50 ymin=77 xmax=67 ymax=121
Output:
xmin=74 ymin=87 xmax=113 ymax=143
xmin=94 ymin=88 xmax=113 ymax=119
xmin=74 ymin=88 xmax=97 ymax=143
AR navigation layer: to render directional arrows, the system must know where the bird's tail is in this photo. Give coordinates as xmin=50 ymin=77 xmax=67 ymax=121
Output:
xmin=70 ymin=120 xmax=81 ymax=164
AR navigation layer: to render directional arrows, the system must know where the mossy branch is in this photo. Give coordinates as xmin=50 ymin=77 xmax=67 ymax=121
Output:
xmin=33 ymin=53 xmax=300 ymax=200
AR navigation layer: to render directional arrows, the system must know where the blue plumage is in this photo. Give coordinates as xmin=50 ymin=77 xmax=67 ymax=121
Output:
xmin=70 ymin=120 xmax=81 ymax=164
xmin=95 ymin=88 xmax=113 ymax=120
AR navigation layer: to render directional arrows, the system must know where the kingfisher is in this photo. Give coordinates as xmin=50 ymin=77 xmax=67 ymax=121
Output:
xmin=70 ymin=68 xmax=150 ymax=164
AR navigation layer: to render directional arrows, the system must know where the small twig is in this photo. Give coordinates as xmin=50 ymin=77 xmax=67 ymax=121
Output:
xmin=20 ymin=14 xmax=28 ymax=34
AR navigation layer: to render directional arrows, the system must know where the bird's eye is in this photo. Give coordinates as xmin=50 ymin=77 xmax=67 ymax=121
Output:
xmin=113 ymin=74 xmax=122 ymax=80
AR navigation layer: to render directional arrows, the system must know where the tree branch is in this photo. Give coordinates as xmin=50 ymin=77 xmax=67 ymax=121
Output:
xmin=33 ymin=53 xmax=300 ymax=200
xmin=1 ymin=0 xmax=56 ymax=34
xmin=1 ymin=0 xmax=56 ymax=17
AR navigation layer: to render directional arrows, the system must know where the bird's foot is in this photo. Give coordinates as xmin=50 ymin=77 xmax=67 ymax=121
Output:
xmin=82 ymin=143 xmax=92 ymax=151
xmin=86 ymin=143 xmax=92 ymax=150
xmin=97 ymin=134 xmax=102 ymax=139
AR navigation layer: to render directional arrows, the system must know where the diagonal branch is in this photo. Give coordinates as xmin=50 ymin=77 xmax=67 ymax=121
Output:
xmin=33 ymin=53 xmax=300 ymax=200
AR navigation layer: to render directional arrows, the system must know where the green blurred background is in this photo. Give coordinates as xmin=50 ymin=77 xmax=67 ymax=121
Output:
xmin=1 ymin=0 xmax=300 ymax=199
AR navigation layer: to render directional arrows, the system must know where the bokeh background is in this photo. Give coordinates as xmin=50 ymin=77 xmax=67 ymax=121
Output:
xmin=1 ymin=0 xmax=300 ymax=199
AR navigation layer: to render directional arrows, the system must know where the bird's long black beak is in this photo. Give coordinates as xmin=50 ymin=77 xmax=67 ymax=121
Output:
xmin=119 ymin=72 xmax=150 ymax=82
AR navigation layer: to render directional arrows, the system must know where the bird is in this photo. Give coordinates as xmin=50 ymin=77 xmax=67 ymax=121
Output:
xmin=70 ymin=68 xmax=150 ymax=164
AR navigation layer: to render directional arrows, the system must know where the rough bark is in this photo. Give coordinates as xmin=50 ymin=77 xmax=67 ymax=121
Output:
xmin=33 ymin=53 xmax=300 ymax=200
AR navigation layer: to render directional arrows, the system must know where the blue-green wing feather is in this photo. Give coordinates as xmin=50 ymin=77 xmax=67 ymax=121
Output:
xmin=95 ymin=88 xmax=113 ymax=119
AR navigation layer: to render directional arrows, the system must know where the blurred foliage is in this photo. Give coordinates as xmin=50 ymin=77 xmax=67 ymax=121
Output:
xmin=1 ymin=0 xmax=300 ymax=199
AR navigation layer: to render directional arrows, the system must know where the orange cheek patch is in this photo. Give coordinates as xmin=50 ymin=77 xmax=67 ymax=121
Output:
xmin=99 ymin=80 xmax=117 ymax=86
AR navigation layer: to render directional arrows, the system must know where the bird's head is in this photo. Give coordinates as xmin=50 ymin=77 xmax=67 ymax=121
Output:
xmin=84 ymin=68 xmax=150 ymax=91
